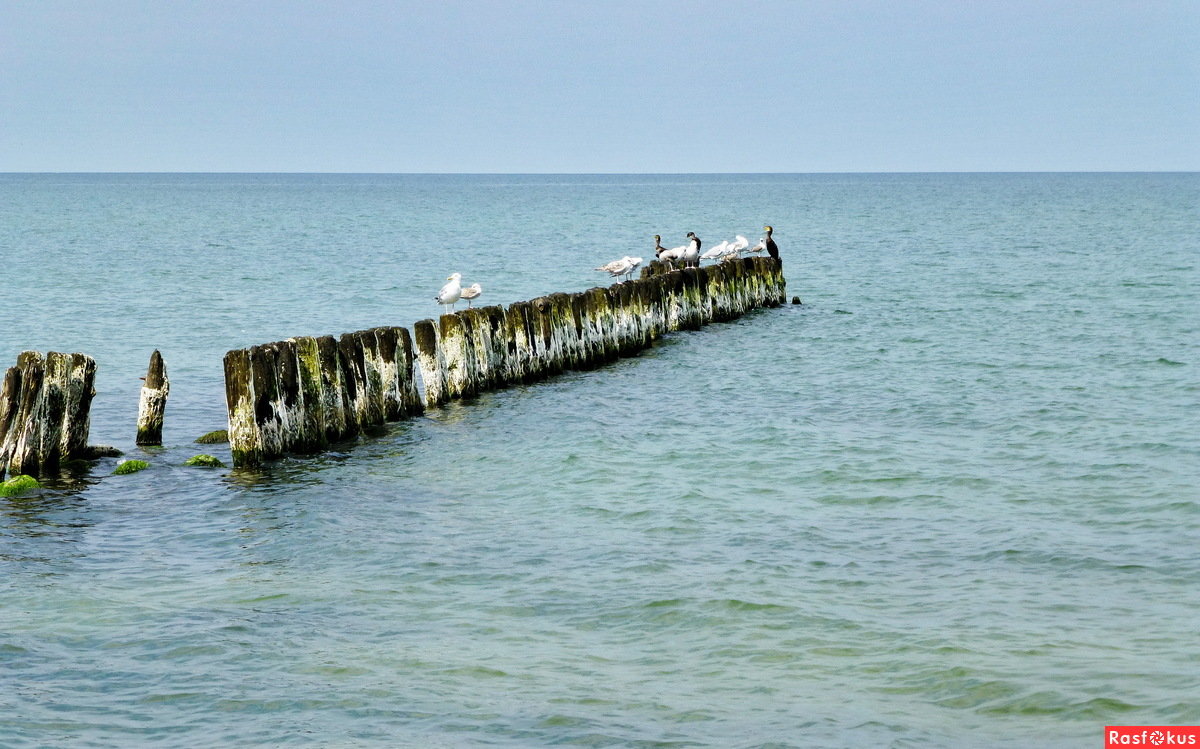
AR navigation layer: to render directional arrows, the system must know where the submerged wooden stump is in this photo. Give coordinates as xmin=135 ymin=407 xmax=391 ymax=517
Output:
xmin=136 ymin=350 xmax=169 ymax=446
xmin=0 ymin=351 xmax=97 ymax=479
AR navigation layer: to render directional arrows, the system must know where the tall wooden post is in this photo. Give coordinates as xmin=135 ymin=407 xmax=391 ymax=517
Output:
xmin=136 ymin=350 xmax=169 ymax=446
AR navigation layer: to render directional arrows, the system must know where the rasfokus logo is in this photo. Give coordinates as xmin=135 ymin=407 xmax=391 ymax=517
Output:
xmin=1106 ymin=727 xmax=1200 ymax=747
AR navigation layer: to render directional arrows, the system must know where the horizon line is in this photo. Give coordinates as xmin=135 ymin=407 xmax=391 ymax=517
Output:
xmin=2 ymin=170 xmax=1197 ymax=176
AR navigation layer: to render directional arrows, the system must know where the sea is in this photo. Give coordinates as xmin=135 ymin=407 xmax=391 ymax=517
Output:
xmin=0 ymin=173 xmax=1196 ymax=748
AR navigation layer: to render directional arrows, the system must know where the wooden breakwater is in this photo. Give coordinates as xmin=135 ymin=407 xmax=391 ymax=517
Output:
xmin=0 ymin=351 xmax=97 ymax=479
xmin=222 ymin=328 xmax=423 ymax=468
xmin=224 ymin=257 xmax=786 ymax=467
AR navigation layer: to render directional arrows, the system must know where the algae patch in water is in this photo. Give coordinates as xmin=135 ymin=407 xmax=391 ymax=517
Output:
xmin=195 ymin=430 xmax=229 ymax=444
xmin=0 ymin=475 xmax=41 ymax=497
xmin=184 ymin=454 xmax=225 ymax=468
xmin=113 ymin=460 xmax=150 ymax=475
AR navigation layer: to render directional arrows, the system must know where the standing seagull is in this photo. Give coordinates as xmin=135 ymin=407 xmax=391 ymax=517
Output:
xmin=682 ymin=232 xmax=701 ymax=268
xmin=763 ymin=225 xmax=779 ymax=260
xmin=595 ymin=256 xmax=639 ymax=282
xmin=435 ymin=272 xmax=463 ymax=311
xmin=700 ymin=239 xmax=729 ymax=262
xmin=623 ymin=256 xmax=643 ymax=281
xmin=460 ymin=282 xmax=482 ymax=308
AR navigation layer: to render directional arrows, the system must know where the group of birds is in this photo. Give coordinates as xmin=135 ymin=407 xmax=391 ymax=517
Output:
xmin=434 ymin=272 xmax=483 ymax=311
xmin=436 ymin=226 xmax=779 ymax=311
xmin=595 ymin=225 xmax=779 ymax=283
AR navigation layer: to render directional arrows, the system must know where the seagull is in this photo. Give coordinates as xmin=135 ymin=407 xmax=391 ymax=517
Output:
xmin=700 ymin=239 xmax=729 ymax=262
xmin=763 ymin=225 xmax=779 ymax=259
xmin=596 ymin=256 xmax=641 ymax=282
xmin=623 ymin=256 xmax=643 ymax=281
xmin=682 ymin=232 xmax=701 ymax=268
xmin=718 ymin=234 xmax=751 ymax=262
xmin=747 ymin=236 xmax=767 ymax=255
xmin=460 ymin=282 xmax=482 ymax=308
xmin=435 ymin=272 xmax=463 ymax=310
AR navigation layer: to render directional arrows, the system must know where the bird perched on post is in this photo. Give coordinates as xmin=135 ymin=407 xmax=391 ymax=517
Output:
xmin=595 ymin=256 xmax=642 ymax=282
xmin=653 ymin=235 xmax=668 ymax=258
xmin=682 ymin=232 xmax=701 ymax=268
xmin=434 ymin=272 xmax=463 ymax=310
xmin=659 ymin=242 xmax=686 ymax=265
xmin=763 ymin=225 xmax=779 ymax=260
xmin=700 ymin=240 xmax=729 ymax=262
xmin=460 ymin=282 xmax=482 ymax=308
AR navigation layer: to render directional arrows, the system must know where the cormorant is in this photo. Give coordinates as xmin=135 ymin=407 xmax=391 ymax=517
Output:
xmin=763 ymin=225 xmax=779 ymax=260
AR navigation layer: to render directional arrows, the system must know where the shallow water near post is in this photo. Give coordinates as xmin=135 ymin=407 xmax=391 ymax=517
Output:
xmin=1 ymin=173 xmax=1198 ymax=747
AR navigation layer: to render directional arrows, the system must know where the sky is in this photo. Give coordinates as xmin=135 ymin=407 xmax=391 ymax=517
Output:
xmin=1 ymin=0 xmax=1196 ymax=172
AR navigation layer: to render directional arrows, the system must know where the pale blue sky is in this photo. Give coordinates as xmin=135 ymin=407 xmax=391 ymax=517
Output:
xmin=2 ymin=0 xmax=1196 ymax=172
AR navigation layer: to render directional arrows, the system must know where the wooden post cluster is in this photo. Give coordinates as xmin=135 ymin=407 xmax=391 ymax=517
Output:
xmin=223 ymin=327 xmax=422 ymax=467
xmin=223 ymin=257 xmax=785 ymax=467
xmin=0 ymin=351 xmax=97 ymax=479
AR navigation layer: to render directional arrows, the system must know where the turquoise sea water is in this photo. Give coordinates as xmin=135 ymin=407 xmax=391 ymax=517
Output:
xmin=1 ymin=173 xmax=1197 ymax=748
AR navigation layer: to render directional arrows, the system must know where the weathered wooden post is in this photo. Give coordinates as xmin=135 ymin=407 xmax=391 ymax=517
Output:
xmin=461 ymin=308 xmax=495 ymax=391
xmin=0 ymin=351 xmax=97 ymax=479
xmin=440 ymin=313 xmax=479 ymax=400
xmin=136 ymin=350 xmax=169 ymax=446
xmin=414 ymin=319 xmax=448 ymax=408
xmin=223 ymin=347 xmax=260 ymax=468
xmin=527 ymin=296 xmax=561 ymax=379
xmin=503 ymin=301 xmax=534 ymax=384
xmin=291 ymin=335 xmax=329 ymax=453
xmin=394 ymin=327 xmax=424 ymax=417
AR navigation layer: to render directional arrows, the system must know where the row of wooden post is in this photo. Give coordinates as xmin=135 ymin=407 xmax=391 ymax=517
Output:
xmin=415 ymin=256 xmax=787 ymax=408
xmin=224 ymin=256 xmax=785 ymax=467
xmin=0 ymin=258 xmax=786 ymax=478
xmin=222 ymin=327 xmax=423 ymax=468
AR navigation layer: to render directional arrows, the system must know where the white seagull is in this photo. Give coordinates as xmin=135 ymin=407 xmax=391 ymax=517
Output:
xmin=623 ymin=256 xmax=643 ymax=281
xmin=435 ymin=272 xmax=463 ymax=310
xmin=700 ymin=239 xmax=730 ymax=262
xmin=717 ymin=235 xmax=751 ymax=262
xmin=460 ymin=282 xmax=482 ymax=308
xmin=595 ymin=255 xmax=642 ymax=282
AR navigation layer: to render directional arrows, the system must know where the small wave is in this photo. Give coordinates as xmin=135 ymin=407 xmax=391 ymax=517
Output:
xmin=712 ymin=598 xmax=795 ymax=613
xmin=440 ymin=665 xmax=510 ymax=678
xmin=980 ymin=694 xmax=1141 ymax=718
